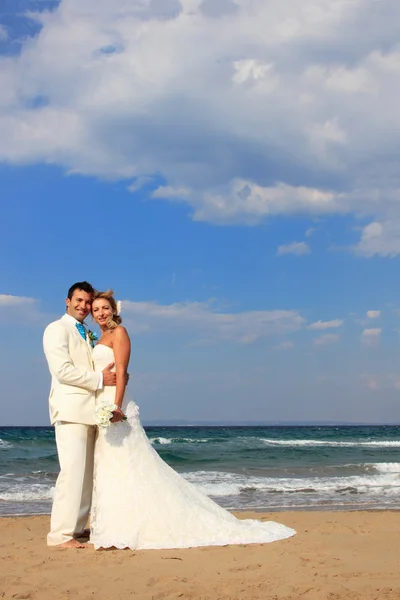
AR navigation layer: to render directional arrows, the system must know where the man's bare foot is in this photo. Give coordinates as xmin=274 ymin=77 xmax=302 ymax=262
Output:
xmin=58 ymin=539 xmax=87 ymax=549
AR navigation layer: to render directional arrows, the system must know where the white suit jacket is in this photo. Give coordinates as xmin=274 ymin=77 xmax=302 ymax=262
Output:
xmin=43 ymin=314 xmax=99 ymax=425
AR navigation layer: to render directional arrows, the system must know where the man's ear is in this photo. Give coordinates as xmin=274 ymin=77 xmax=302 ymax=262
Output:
xmin=65 ymin=297 xmax=70 ymax=312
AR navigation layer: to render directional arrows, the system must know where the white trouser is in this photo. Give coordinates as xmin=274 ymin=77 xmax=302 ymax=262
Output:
xmin=47 ymin=422 xmax=97 ymax=546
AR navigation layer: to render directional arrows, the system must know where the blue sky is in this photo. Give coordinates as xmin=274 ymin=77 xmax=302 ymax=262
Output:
xmin=1 ymin=0 xmax=400 ymax=425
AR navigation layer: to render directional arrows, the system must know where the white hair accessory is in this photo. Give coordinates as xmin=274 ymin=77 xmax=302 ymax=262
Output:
xmin=116 ymin=300 xmax=122 ymax=316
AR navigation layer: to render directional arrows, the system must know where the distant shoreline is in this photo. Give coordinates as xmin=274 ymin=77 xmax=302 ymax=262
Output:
xmin=2 ymin=422 xmax=400 ymax=428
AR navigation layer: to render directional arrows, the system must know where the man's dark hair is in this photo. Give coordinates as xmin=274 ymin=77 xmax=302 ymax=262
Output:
xmin=67 ymin=281 xmax=95 ymax=300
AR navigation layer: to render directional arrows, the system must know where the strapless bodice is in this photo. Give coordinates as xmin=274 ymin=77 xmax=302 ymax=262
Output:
xmin=93 ymin=344 xmax=115 ymax=372
xmin=93 ymin=344 xmax=132 ymax=409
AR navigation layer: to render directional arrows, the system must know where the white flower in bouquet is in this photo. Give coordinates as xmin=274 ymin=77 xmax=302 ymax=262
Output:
xmin=94 ymin=403 xmax=126 ymax=428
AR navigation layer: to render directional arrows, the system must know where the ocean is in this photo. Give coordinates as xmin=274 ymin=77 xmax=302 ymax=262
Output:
xmin=1 ymin=425 xmax=400 ymax=516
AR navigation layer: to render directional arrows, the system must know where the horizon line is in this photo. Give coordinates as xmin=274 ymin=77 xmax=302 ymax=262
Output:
xmin=2 ymin=420 xmax=400 ymax=428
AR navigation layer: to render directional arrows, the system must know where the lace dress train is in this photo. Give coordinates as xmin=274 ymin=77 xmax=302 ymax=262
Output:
xmin=90 ymin=345 xmax=296 ymax=550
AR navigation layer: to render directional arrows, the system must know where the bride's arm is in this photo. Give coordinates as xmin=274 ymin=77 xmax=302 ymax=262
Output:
xmin=112 ymin=326 xmax=131 ymax=411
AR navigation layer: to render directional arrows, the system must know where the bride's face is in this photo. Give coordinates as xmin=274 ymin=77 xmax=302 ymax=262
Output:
xmin=92 ymin=298 xmax=113 ymax=327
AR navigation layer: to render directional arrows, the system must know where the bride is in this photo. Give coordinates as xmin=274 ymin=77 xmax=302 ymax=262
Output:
xmin=90 ymin=290 xmax=296 ymax=550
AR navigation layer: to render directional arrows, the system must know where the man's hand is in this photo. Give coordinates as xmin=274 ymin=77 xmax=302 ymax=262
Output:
xmin=102 ymin=363 xmax=117 ymax=386
xmin=110 ymin=407 xmax=125 ymax=423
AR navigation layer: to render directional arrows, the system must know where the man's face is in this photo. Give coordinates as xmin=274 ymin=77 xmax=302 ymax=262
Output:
xmin=66 ymin=289 xmax=92 ymax=322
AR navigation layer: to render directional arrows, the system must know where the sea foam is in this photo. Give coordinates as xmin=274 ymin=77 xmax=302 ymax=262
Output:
xmin=260 ymin=438 xmax=400 ymax=447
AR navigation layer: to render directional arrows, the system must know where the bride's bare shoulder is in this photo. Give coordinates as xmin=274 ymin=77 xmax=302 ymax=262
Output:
xmin=113 ymin=325 xmax=130 ymax=339
xmin=112 ymin=326 xmax=130 ymax=353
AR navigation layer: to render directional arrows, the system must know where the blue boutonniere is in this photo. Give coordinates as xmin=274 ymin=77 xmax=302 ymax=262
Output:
xmin=88 ymin=330 xmax=99 ymax=347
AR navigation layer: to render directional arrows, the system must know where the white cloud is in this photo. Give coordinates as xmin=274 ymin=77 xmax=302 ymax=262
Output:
xmin=127 ymin=176 xmax=153 ymax=193
xmin=309 ymin=319 xmax=343 ymax=330
xmin=0 ymin=25 xmax=8 ymax=42
xmin=232 ymin=59 xmax=278 ymax=90
xmin=275 ymin=341 xmax=294 ymax=350
xmin=388 ymin=374 xmax=400 ymax=390
xmin=1 ymin=0 xmax=400 ymax=241
xmin=361 ymin=327 xmax=381 ymax=346
xmin=0 ymin=294 xmax=43 ymax=324
xmin=313 ymin=333 xmax=339 ymax=345
xmin=354 ymin=220 xmax=400 ymax=257
xmin=367 ymin=310 xmax=380 ymax=319
xmin=0 ymin=294 xmax=36 ymax=307
xmin=154 ymin=181 xmax=344 ymax=225
xmin=361 ymin=374 xmax=380 ymax=391
xmin=277 ymin=241 xmax=310 ymax=257
xmin=122 ymin=299 xmax=305 ymax=344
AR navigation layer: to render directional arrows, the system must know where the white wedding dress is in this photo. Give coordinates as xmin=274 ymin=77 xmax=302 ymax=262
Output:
xmin=90 ymin=344 xmax=296 ymax=550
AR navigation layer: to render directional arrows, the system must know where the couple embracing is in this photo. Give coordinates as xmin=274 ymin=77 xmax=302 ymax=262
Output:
xmin=43 ymin=281 xmax=295 ymax=550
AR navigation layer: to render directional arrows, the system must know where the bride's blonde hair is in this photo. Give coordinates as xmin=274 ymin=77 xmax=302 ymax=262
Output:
xmin=92 ymin=289 xmax=122 ymax=329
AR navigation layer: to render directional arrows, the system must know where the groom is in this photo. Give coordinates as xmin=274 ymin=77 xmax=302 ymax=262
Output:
xmin=43 ymin=281 xmax=116 ymax=548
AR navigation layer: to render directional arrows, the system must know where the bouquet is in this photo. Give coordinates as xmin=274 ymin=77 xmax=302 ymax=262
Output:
xmin=94 ymin=403 xmax=127 ymax=428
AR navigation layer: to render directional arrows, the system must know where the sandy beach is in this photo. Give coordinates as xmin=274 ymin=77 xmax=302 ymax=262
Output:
xmin=1 ymin=511 xmax=400 ymax=600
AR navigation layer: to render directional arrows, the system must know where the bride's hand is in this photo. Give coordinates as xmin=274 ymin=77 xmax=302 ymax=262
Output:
xmin=110 ymin=407 xmax=125 ymax=423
